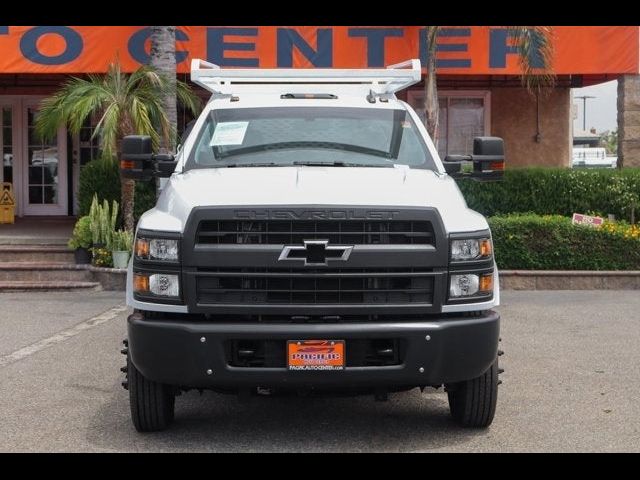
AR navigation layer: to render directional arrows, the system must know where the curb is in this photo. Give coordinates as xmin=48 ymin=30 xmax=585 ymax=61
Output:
xmin=499 ymin=270 xmax=640 ymax=290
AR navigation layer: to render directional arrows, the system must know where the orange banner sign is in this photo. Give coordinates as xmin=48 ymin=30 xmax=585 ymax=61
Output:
xmin=0 ymin=26 xmax=637 ymax=75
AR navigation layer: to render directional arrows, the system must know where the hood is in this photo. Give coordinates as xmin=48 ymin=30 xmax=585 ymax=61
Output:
xmin=140 ymin=166 xmax=489 ymax=234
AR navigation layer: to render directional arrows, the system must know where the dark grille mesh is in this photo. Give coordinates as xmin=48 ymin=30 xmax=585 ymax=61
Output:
xmin=197 ymin=220 xmax=434 ymax=245
xmin=196 ymin=268 xmax=434 ymax=305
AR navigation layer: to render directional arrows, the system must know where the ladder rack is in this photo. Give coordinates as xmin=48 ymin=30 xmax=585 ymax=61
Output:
xmin=190 ymin=59 xmax=422 ymax=96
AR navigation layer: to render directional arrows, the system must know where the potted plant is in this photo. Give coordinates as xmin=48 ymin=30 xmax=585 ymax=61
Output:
xmin=89 ymin=194 xmax=119 ymax=268
xmin=111 ymin=229 xmax=133 ymax=269
xmin=68 ymin=216 xmax=93 ymax=264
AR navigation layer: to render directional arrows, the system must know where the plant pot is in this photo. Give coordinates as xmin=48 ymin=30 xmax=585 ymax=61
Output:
xmin=112 ymin=250 xmax=130 ymax=269
xmin=74 ymin=247 xmax=92 ymax=265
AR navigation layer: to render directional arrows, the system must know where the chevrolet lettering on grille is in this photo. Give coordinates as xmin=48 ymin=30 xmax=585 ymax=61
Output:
xmin=278 ymin=240 xmax=354 ymax=267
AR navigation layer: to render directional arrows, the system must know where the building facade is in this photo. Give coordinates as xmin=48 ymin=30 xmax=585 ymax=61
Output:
xmin=0 ymin=26 xmax=638 ymax=218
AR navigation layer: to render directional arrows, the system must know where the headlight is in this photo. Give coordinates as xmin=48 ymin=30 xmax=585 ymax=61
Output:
xmin=135 ymin=237 xmax=179 ymax=261
xmin=449 ymin=273 xmax=493 ymax=298
xmin=451 ymin=238 xmax=492 ymax=261
xmin=134 ymin=273 xmax=180 ymax=298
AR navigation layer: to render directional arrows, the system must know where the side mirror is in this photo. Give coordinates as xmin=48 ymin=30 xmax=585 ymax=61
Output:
xmin=442 ymin=137 xmax=505 ymax=182
xmin=442 ymin=158 xmax=463 ymax=176
xmin=120 ymin=135 xmax=177 ymax=181
xmin=154 ymin=154 xmax=178 ymax=178
xmin=121 ymin=135 xmax=153 ymax=180
xmin=471 ymin=137 xmax=504 ymax=181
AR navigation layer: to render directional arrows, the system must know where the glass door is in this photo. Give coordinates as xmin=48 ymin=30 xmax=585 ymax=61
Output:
xmin=1 ymin=106 xmax=13 ymax=186
xmin=71 ymin=115 xmax=101 ymax=215
xmin=22 ymin=101 xmax=67 ymax=216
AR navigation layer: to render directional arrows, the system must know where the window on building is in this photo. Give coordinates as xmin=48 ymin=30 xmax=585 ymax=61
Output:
xmin=1 ymin=107 xmax=12 ymax=185
xmin=78 ymin=115 xmax=101 ymax=166
xmin=407 ymin=90 xmax=490 ymax=159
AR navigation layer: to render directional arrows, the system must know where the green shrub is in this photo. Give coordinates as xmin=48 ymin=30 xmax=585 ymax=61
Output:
xmin=78 ymin=156 xmax=158 ymax=225
xmin=458 ymin=168 xmax=640 ymax=223
xmin=134 ymin=179 xmax=157 ymax=220
xmin=78 ymin=157 xmax=121 ymax=217
xmin=489 ymin=214 xmax=640 ymax=270
xmin=67 ymin=216 xmax=92 ymax=250
xmin=111 ymin=229 xmax=133 ymax=252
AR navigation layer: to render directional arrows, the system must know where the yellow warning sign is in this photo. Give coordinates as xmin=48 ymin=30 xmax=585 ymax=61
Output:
xmin=0 ymin=190 xmax=14 ymax=205
xmin=1 ymin=182 xmax=15 ymax=223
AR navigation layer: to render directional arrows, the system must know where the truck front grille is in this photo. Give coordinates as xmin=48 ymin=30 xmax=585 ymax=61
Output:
xmin=182 ymin=207 xmax=448 ymax=314
xmin=195 ymin=268 xmax=434 ymax=305
xmin=196 ymin=220 xmax=434 ymax=245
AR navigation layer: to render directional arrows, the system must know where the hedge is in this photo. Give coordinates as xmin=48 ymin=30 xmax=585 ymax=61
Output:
xmin=78 ymin=157 xmax=157 ymax=225
xmin=78 ymin=158 xmax=120 ymax=217
xmin=458 ymin=168 xmax=640 ymax=223
xmin=489 ymin=214 xmax=640 ymax=270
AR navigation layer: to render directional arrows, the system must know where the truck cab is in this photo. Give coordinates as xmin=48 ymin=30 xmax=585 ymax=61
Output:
xmin=120 ymin=59 xmax=504 ymax=432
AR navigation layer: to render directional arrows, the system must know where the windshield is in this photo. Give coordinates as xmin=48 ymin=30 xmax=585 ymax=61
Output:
xmin=185 ymin=107 xmax=437 ymax=170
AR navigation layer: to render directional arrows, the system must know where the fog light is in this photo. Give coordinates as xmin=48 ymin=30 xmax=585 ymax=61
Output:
xmin=450 ymin=274 xmax=479 ymax=297
xmin=149 ymin=273 xmax=180 ymax=297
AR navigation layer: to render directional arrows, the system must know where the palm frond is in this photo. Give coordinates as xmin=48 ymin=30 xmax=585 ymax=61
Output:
xmin=129 ymin=95 xmax=161 ymax=147
xmin=35 ymin=57 xmax=202 ymax=159
xmin=176 ymin=80 xmax=202 ymax=116
xmin=507 ymin=26 xmax=556 ymax=95
xmin=136 ymin=90 xmax=172 ymax=149
xmin=93 ymin=102 xmax=120 ymax=158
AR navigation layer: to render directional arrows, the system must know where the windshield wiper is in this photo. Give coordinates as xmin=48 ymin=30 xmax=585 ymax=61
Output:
xmin=216 ymin=141 xmax=391 ymax=159
xmin=293 ymin=161 xmax=346 ymax=167
xmin=222 ymin=162 xmax=281 ymax=168
xmin=293 ymin=161 xmax=392 ymax=168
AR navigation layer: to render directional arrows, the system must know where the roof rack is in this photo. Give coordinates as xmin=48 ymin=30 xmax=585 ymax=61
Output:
xmin=190 ymin=59 xmax=422 ymax=97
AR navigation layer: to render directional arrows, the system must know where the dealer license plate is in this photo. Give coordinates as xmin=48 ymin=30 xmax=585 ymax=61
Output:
xmin=287 ymin=340 xmax=345 ymax=371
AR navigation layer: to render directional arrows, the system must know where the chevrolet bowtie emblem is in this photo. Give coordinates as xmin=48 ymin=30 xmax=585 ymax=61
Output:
xmin=278 ymin=240 xmax=353 ymax=266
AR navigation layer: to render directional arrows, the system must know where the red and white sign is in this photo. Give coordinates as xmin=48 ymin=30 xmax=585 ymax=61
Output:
xmin=572 ymin=213 xmax=604 ymax=227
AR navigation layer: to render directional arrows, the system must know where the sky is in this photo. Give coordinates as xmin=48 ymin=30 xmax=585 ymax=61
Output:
xmin=571 ymin=80 xmax=618 ymax=134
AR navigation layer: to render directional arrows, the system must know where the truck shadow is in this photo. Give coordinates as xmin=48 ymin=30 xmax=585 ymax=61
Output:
xmin=87 ymin=383 xmax=490 ymax=452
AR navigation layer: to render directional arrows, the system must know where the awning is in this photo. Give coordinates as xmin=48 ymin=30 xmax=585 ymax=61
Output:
xmin=0 ymin=26 xmax=637 ymax=77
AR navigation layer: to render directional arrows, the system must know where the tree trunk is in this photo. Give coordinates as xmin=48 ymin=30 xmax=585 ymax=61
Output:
xmin=121 ymin=176 xmax=136 ymax=232
xmin=150 ymin=26 xmax=177 ymax=153
xmin=424 ymin=26 xmax=440 ymax=144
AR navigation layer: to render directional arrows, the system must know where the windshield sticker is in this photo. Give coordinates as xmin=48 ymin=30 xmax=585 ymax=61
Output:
xmin=401 ymin=120 xmax=412 ymax=129
xmin=210 ymin=122 xmax=249 ymax=146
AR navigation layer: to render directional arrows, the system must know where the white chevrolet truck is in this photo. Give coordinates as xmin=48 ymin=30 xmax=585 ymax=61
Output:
xmin=119 ymin=59 xmax=504 ymax=432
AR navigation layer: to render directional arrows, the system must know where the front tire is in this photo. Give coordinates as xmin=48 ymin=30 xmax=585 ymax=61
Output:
xmin=128 ymin=354 xmax=175 ymax=432
xmin=447 ymin=359 xmax=498 ymax=428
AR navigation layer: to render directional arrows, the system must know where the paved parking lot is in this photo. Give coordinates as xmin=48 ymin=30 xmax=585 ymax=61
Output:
xmin=0 ymin=290 xmax=638 ymax=452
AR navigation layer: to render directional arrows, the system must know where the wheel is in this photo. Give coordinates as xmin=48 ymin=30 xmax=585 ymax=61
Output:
xmin=127 ymin=354 xmax=175 ymax=432
xmin=447 ymin=359 xmax=498 ymax=428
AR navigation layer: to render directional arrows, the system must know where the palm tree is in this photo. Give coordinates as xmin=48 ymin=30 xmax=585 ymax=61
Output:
xmin=150 ymin=26 xmax=178 ymax=153
xmin=424 ymin=26 xmax=555 ymax=142
xmin=35 ymin=60 xmax=201 ymax=231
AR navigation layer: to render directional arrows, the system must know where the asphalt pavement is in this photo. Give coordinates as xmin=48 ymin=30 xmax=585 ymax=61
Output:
xmin=0 ymin=290 xmax=638 ymax=452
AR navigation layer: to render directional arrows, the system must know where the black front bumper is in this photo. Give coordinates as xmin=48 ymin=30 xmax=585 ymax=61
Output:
xmin=127 ymin=311 xmax=500 ymax=389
